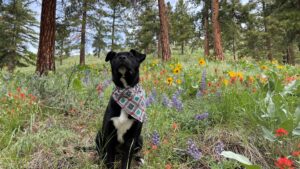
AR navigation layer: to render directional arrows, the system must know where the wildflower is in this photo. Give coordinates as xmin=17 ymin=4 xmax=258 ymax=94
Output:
xmin=152 ymin=130 xmax=160 ymax=146
xmin=151 ymin=145 xmax=158 ymax=150
xmin=260 ymin=65 xmax=268 ymax=70
xmin=196 ymin=90 xmax=202 ymax=98
xmin=275 ymin=157 xmax=294 ymax=169
xmin=201 ymin=69 xmax=207 ymax=92
xmin=248 ymin=76 xmax=254 ymax=84
xmin=195 ymin=112 xmax=209 ymax=120
xmin=272 ymin=60 xmax=278 ymax=65
xmin=167 ymin=77 xmax=173 ymax=85
xmin=20 ymin=93 xmax=26 ymax=99
xmin=237 ymin=72 xmax=244 ymax=81
xmin=176 ymin=79 xmax=182 ymax=84
xmin=172 ymin=122 xmax=178 ymax=130
xmin=165 ymin=163 xmax=172 ymax=169
xmin=223 ymin=79 xmax=229 ymax=86
xmin=214 ymin=141 xmax=224 ymax=155
xmin=198 ymin=58 xmax=206 ymax=66
xmin=275 ymin=128 xmax=288 ymax=137
xmin=176 ymin=63 xmax=182 ymax=70
xmin=162 ymin=94 xmax=171 ymax=107
xmin=17 ymin=87 xmax=21 ymax=93
xmin=173 ymin=67 xmax=180 ymax=74
xmin=228 ymin=71 xmax=236 ymax=78
xmin=277 ymin=65 xmax=284 ymax=69
xmin=187 ymin=139 xmax=202 ymax=160
xmin=292 ymin=151 xmax=300 ymax=157
xmin=171 ymin=94 xmax=183 ymax=111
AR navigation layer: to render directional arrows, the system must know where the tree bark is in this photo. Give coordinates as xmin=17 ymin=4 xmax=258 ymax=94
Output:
xmin=36 ymin=0 xmax=56 ymax=75
xmin=157 ymin=32 xmax=162 ymax=57
xmin=203 ymin=0 xmax=210 ymax=57
xmin=287 ymin=44 xmax=295 ymax=65
xmin=158 ymin=0 xmax=171 ymax=61
xmin=80 ymin=0 xmax=87 ymax=66
xmin=212 ymin=0 xmax=224 ymax=60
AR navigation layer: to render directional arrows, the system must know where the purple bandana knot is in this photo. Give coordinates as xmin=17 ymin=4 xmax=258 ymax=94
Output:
xmin=112 ymin=84 xmax=146 ymax=122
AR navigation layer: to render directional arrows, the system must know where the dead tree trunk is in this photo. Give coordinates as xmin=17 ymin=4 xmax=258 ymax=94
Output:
xmin=36 ymin=0 xmax=56 ymax=75
xmin=212 ymin=0 xmax=224 ymax=60
xmin=79 ymin=0 xmax=87 ymax=66
xmin=158 ymin=0 xmax=171 ymax=61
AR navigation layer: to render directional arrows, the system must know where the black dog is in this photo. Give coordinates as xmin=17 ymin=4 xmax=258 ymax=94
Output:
xmin=96 ymin=49 xmax=146 ymax=169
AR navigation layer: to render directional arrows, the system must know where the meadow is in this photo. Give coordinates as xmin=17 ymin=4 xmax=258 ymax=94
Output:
xmin=0 ymin=51 xmax=299 ymax=169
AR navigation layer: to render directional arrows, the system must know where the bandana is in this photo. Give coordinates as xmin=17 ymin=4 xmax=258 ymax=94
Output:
xmin=112 ymin=84 xmax=146 ymax=122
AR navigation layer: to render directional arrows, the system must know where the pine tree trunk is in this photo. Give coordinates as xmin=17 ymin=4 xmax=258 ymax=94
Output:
xmin=36 ymin=0 xmax=56 ymax=75
xmin=111 ymin=7 xmax=116 ymax=50
xmin=60 ymin=40 xmax=63 ymax=65
xmin=203 ymin=0 xmax=210 ymax=57
xmin=233 ymin=35 xmax=236 ymax=60
xmin=80 ymin=0 xmax=87 ymax=66
xmin=181 ymin=42 xmax=184 ymax=54
xmin=158 ymin=0 xmax=171 ymax=61
xmin=157 ymin=32 xmax=162 ymax=57
xmin=287 ymin=44 xmax=295 ymax=65
xmin=212 ymin=0 xmax=224 ymax=60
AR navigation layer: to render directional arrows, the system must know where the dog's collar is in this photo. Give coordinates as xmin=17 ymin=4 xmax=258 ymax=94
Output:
xmin=112 ymin=84 xmax=146 ymax=122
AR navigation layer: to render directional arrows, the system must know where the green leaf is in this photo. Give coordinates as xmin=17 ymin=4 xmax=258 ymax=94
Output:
xmin=72 ymin=78 xmax=82 ymax=91
xmin=220 ymin=151 xmax=253 ymax=165
xmin=267 ymin=98 xmax=275 ymax=116
xmin=262 ymin=126 xmax=276 ymax=142
xmin=292 ymin=123 xmax=300 ymax=136
xmin=295 ymin=106 xmax=300 ymax=123
xmin=279 ymin=119 xmax=293 ymax=132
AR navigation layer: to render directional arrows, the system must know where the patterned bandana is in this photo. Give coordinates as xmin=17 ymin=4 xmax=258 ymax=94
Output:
xmin=112 ymin=84 xmax=146 ymax=122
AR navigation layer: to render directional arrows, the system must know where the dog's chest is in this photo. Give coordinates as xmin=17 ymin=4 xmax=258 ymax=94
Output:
xmin=111 ymin=110 xmax=134 ymax=143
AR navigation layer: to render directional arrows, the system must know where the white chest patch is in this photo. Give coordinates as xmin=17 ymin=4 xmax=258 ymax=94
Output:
xmin=111 ymin=110 xmax=134 ymax=143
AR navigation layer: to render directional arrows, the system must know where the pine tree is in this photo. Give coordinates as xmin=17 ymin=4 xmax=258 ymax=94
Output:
xmin=0 ymin=0 xmax=37 ymax=72
xmin=36 ymin=0 xmax=57 ymax=75
xmin=212 ymin=0 xmax=224 ymax=60
xmin=158 ymin=0 xmax=171 ymax=61
xmin=171 ymin=0 xmax=194 ymax=54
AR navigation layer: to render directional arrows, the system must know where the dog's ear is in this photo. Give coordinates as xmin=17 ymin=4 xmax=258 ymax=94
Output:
xmin=105 ymin=51 xmax=116 ymax=62
xmin=130 ymin=49 xmax=146 ymax=63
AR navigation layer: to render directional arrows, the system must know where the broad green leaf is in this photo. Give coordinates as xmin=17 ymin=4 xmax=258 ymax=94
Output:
xmin=220 ymin=151 xmax=252 ymax=165
xmin=267 ymin=98 xmax=275 ymax=116
xmin=262 ymin=126 xmax=276 ymax=142
xmin=292 ymin=123 xmax=300 ymax=136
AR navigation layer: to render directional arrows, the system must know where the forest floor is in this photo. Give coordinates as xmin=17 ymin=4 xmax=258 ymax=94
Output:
xmin=0 ymin=51 xmax=299 ymax=169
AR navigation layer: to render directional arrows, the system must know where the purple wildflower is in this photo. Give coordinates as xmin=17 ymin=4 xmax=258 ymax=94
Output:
xmin=172 ymin=93 xmax=183 ymax=111
xmin=146 ymin=89 xmax=157 ymax=107
xmin=214 ymin=141 xmax=224 ymax=155
xmin=195 ymin=112 xmax=209 ymax=120
xmin=196 ymin=90 xmax=202 ymax=98
xmin=187 ymin=139 xmax=202 ymax=160
xmin=201 ymin=69 xmax=206 ymax=92
xmin=162 ymin=94 xmax=171 ymax=107
xmin=152 ymin=130 xmax=160 ymax=146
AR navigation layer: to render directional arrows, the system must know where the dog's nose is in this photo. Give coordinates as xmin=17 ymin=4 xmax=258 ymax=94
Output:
xmin=119 ymin=56 xmax=126 ymax=60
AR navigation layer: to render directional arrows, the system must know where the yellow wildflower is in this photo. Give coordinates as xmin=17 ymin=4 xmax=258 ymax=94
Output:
xmin=167 ymin=77 xmax=173 ymax=85
xmin=198 ymin=58 xmax=206 ymax=66
xmin=236 ymin=72 xmax=243 ymax=79
xmin=173 ymin=67 xmax=180 ymax=74
xmin=271 ymin=60 xmax=278 ymax=65
xmin=176 ymin=63 xmax=183 ymax=70
xmin=176 ymin=79 xmax=182 ymax=84
xmin=228 ymin=71 xmax=236 ymax=78
xmin=223 ymin=79 xmax=229 ymax=86
xmin=277 ymin=65 xmax=284 ymax=69
xmin=260 ymin=65 xmax=268 ymax=70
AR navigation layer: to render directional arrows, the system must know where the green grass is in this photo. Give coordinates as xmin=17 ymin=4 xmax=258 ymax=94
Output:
xmin=0 ymin=52 xmax=299 ymax=168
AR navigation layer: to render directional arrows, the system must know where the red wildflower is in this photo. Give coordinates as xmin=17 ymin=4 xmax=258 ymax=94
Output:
xmin=165 ymin=163 xmax=172 ymax=169
xmin=292 ymin=151 xmax=300 ymax=157
xmin=275 ymin=128 xmax=288 ymax=137
xmin=151 ymin=145 xmax=158 ymax=150
xmin=17 ymin=87 xmax=21 ymax=93
xmin=20 ymin=93 xmax=26 ymax=99
xmin=275 ymin=157 xmax=294 ymax=169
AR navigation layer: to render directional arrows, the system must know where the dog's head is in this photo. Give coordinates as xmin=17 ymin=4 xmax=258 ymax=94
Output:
xmin=105 ymin=49 xmax=146 ymax=88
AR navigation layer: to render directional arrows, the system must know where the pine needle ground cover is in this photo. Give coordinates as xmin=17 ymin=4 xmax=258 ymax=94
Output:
xmin=0 ymin=55 xmax=299 ymax=169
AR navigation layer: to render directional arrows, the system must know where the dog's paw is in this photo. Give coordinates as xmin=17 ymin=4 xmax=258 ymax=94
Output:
xmin=134 ymin=156 xmax=145 ymax=166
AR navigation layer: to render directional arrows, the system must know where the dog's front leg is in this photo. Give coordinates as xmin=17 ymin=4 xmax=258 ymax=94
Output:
xmin=121 ymin=139 xmax=135 ymax=169
xmin=105 ymin=142 xmax=116 ymax=169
